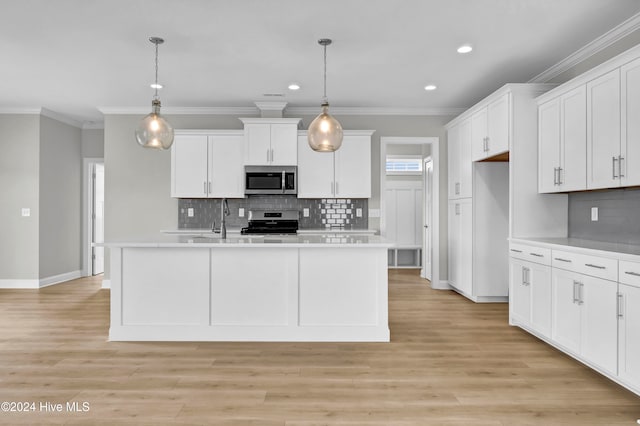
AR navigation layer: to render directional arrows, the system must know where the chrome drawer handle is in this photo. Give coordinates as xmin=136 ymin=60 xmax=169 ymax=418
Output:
xmin=585 ymin=263 xmax=606 ymax=270
xmin=510 ymin=249 xmax=523 ymax=253
xmin=530 ymin=253 xmax=544 ymax=258
xmin=554 ymin=258 xmax=572 ymax=263
xmin=624 ymin=271 xmax=640 ymax=277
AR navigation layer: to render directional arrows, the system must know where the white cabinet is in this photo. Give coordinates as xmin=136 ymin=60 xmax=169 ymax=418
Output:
xmin=171 ymin=131 xmax=244 ymax=198
xmin=297 ymin=131 xmax=373 ymax=198
xmin=240 ymin=119 xmax=300 ymax=166
xmin=448 ymin=199 xmax=472 ymax=296
xmin=471 ymin=93 xmax=510 ymax=161
xmin=618 ymin=260 xmax=640 ymax=391
xmin=551 ymin=266 xmax=618 ymax=375
xmin=509 ymin=256 xmax=552 ymax=338
xmin=538 ymin=86 xmax=587 ymax=193
xmin=448 ymin=118 xmax=472 ymax=199
xmin=620 ymin=57 xmax=640 ymax=187
xmin=587 ymin=69 xmax=621 ymax=190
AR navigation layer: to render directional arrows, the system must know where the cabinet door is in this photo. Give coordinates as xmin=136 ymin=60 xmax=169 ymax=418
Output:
xmin=619 ymin=283 xmax=640 ymax=389
xmin=510 ymin=259 xmax=531 ymax=326
xmin=458 ymin=118 xmax=473 ymax=198
xmin=171 ymin=134 xmax=209 ymax=198
xmin=587 ymin=69 xmax=621 ymax=189
xmin=270 ymin=123 xmax=298 ymax=165
xmin=244 ymin=123 xmax=272 ymax=165
xmin=447 ymin=200 xmax=460 ymax=289
xmin=621 ymin=57 xmax=640 ymax=187
xmin=209 ymin=135 xmax=244 ymax=198
xmin=552 ymin=268 xmax=582 ymax=354
xmin=486 ymin=93 xmax=510 ymax=157
xmin=335 ymin=134 xmax=371 ymax=198
xmin=581 ymin=275 xmax=618 ymax=375
xmin=529 ymin=262 xmax=552 ymax=338
xmin=471 ymin=108 xmax=488 ymax=161
xmin=296 ymin=135 xmax=334 ymax=198
xmin=538 ymin=98 xmax=561 ymax=193
xmin=447 ymin=124 xmax=460 ymax=199
xmin=457 ymin=199 xmax=473 ymax=296
xmin=560 ymin=85 xmax=587 ymax=191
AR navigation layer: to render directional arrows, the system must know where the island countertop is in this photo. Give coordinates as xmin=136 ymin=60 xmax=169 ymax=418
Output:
xmin=99 ymin=233 xmax=394 ymax=248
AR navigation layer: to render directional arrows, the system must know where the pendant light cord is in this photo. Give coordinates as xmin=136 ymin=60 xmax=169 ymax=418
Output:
xmin=154 ymin=41 xmax=159 ymax=100
xmin=323 ymin=43 xmax=327 ymax=101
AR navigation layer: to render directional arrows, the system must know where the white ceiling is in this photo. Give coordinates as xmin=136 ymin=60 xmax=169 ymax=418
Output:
xmin=2 ymin=0 xmax=640 ymax=125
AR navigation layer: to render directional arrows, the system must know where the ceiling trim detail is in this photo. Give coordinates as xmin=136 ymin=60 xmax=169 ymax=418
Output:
xmin=97 ymin=106 xmax=259 ymax=115
xmin=529 ymin=11 xmax=640 ymax=83
xmin=40 ymin=107 xmax=83 ymax=128
xmin=0 ymin=107 xmax=42 ymax=114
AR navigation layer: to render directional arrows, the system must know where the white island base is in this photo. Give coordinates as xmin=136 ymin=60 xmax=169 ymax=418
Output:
xmin=107 ymin=236 xmax=390 ymax=342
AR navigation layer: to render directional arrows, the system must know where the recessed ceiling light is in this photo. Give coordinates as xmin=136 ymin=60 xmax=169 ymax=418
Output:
xmin=150 ymin=83 xmax=163 ymax=89
xmin=288 ymin=83 xmax=300 ymax=91
xmin=424 ymin=84 xmax=437 ymax=91
xmin=457 ymin=44 xmax=473 ymax=54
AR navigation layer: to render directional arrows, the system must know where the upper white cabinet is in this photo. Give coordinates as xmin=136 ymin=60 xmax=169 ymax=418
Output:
xmin=240 ymin=118 xmax=300 ymax=166
xmin=297 ymin=131 xmax=373 ymax=199
xmin=171 ymin=131 xmax=244 ymax=198
xmin=620 ymin=57 xmax=640 ymax=187
xmin=587 ymin=69 xmax=621 ymax=190
xmin=471 ymin=92 xmax=510 ymax=161
xmin=448 ymin=117 xmax=472 ymax=199
xmin=538 ymin=85 xmax=587 ymax=193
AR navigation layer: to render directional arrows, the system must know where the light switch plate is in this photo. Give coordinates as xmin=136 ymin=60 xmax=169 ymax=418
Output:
xmin=356 ymin=208 xmax=363 ymax=218
xmin=21 ymin=208 xmax=30 ymax=217
xmin=369 ymin=209 xmax=381 ymax=218
xmin=238 ymin=208 xmax=245 ymax=217
xmin=591 ymin=207 xmax=598 ymax=221
xmin=187 ymin=208 xmax=194 ymax=217
xmin=303 ymin=208 xmax=309 ymax=217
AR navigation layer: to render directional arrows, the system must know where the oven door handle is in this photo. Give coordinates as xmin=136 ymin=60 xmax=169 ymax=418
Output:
xmin=282 ymin=171 xmax=286 ymax=194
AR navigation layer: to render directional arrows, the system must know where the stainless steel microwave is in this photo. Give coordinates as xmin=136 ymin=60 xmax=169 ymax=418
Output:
xmin=244 ymin=166 xmax=297 ymax=195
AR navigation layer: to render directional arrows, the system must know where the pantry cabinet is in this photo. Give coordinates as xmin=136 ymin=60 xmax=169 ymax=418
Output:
xmin=471 ymin=92 xmax=509 ymax=161
xmin=171 ymin=131 xmax=244 ymax=198
xmin=297 ymin=131 xmax=373 ymax=199
xmin=538 ymin=85 xmax=586 ymax=193
xmin=240 ymin=119 xmax=300 ymax=166
xmin=447 ymin=117 xmax=472 ymax=199
xmin=447 ymin=199 xmax=472 ymax=296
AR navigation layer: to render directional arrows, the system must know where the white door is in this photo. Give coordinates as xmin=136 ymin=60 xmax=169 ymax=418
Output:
xmin=538 ymin=98 xmax=561 ymax=193
xmin=334 ymin=135 xmax=371 ymax=198
xmin=244 ymin=123 xmax=272 ymax=165
xmin=422 ymin=159 xmax=433 ymax=280
xmin=209 ymin=135 xmax=244 ymax=198
xmin=529 ymin=262 xmax=552 ymax=338
xmin=458 ymin=118 xmax=473 ymax=198
xmin=618 ymin=283 xmax=640 ymax=389
xmin=297 ymin=135 xmax=335 ymax=198
xmin=581 ymin=275 xmax=618 ymax=375
xmin=171 ymin=134 xmax=209 ymax=197
xmin=471 ymin=107 xmax=488 ymax=161
xmin=510 ymin=259 xmax=531 ymax=326
xmin=447 ymin=124 xmax=460 ymax=199
xmin=552 ymin=268 xmax=582 ymax=354
xmin=486 ymin=93 xmax=510 ymax=157
xmin=270 ymin=123 xmax=298 ymax=165
xmin=458 ymin=198 xmax=473 ymax=296
xmin=560 ymin=85 xmax=587 ymax=191
xmin=92 ymin=163 xmax=104 ymax=275
xmin=621 ymin=57 xmax=640 ymax=187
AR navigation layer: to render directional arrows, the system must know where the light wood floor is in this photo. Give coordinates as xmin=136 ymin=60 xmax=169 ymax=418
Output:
xmin=0 ymin=270 xmax=638 ymax=425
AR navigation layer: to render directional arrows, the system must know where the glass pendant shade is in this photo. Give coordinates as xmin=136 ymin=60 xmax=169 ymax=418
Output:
xmin=135 ymin=99 xmax=174 ymax=150
xmin=308 ymin=103 xmax=343 ymax=152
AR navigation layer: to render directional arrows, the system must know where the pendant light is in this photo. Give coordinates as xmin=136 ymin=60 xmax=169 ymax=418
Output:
xmin=308 ymin=38 xmax=343 ymax=152
xmin=135 ymin=37 xmax=174 ymax=150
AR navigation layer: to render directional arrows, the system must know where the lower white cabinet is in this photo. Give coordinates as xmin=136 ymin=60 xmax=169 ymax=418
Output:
xmin=448 ymin=199 xmax=472 ymax=296
xmin=618 ymin=260 xmax=640 ymax=391
xmin=509 ymin=258 xmax=552 ymax=338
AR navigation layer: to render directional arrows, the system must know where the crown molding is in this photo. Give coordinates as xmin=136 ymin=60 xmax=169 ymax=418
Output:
xmin=287 ymin=106 xmax=464 ymax=116
xmin=0 ymin=107 xmax=42 ymax=114
xmin=82 ymin=121 xmax=104 ymax=130
xmin=529 ymin=12 xmax=640 ymax=83
xmin=40 ymin=107 xmax=83 ymax=128
xmin=98 ymin=106 xmax=260 ymax=115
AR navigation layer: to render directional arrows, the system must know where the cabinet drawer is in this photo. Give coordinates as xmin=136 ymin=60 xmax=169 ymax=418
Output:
xmin=509 ymin=243 xmax=551 ymax=265
xmin=552 ymin=249 xmax=618 ymax=281
xmin=619 ymin=260 xmax=640 ymax=288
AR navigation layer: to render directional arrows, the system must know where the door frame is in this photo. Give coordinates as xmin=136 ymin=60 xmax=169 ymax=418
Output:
xmin=423 ymin=157 xmax=433 ymax=280
xmin=82 ymin=157 xmax=104 ymax=276
xmin=380 ymin=137 xmax=440 ymax=288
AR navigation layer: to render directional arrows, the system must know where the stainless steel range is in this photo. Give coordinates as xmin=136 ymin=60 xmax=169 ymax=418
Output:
xmin=241 ymin=210 xmax=299 ymax=235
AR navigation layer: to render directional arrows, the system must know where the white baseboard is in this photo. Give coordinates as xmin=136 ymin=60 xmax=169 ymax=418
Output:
xmin=0 ymin=279 xmax=40 ymax=289
xmin=39 ymin=270 xmax=82 ymax=288
xmin=431 ymin=280 xmax=451 ymax=290
xmin=101 ymin=279 xmax=111 ymax=289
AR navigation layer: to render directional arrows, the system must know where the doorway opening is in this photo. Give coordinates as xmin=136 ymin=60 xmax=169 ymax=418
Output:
xmin=83 ymin=158 xmax=104 ymax=277
xmin=380 ymin=137 xmax=440 ymax=287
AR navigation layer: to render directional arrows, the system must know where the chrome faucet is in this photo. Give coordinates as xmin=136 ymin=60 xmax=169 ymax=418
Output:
xmin=220 ymin=198 xmax=230 ymax=239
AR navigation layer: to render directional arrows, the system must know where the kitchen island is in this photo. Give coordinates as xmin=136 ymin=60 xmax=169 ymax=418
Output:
xmin=102 ymin=234 xmax=392 ymax=342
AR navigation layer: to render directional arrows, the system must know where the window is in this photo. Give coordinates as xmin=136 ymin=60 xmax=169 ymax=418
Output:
xmin=386 ymin=156 xmax=423 ymax=175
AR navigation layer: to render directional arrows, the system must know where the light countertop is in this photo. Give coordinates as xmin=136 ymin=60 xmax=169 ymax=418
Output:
xmin=98 ymin=233 xmax=394 ymax=248
xmin=510 ymin=237 xmax=640 ymax=261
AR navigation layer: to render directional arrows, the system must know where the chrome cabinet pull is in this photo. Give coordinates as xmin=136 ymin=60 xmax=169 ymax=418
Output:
xmin=585 ymin=263 xmax=606 ymax=270
xmin=530 ymin=253 xmax=544 ymax=258
xmin=271 ymin=149 xmax=274 ymax=163
xmin=553 ymin=167 xmax=558 ymax=185
xmin=572 ymin=281 xmax=579 ymax=304
xmin=613 ymin=156 xmax=618 ymax=179
xmin=558 ymin=167 xmax=563 ymax=185
xmin=455 ymin=203 xmax=460 ymax=215
xmin=281 ymin=171 xmax=285 ymax=194
xmin=510 ymin=249 xmax=523 ymax=253
xmin=522 ymin=267 xmax=527 ymax=285
xmin=335 ymin=181 xmax=339 ymax=195
xmin=624 ymin=271 xmax=640 ymax=277
xmin=485 ymin=136 xmax=490 ymax=152
xmin=617 ymin=293 xmax=624 ymax=318
xmin=455 ymin=182 xmax=460 ymax=195
xmin=204 ymin=181 xmax=207 ymax=194
xmin=267 ymin=148 xmax=270 ymax=163
xmin=554 ymin=257 xmax=572 ymax=263
xmin=208 ymin=181 xmax=212 ymax=193
xmin=619 ymin=155 xmax=625 ymax=178
xmin=578 ymin=283 xmax=584 ymax=305
xmin=331 ymin=181 xmax=335 ymax=195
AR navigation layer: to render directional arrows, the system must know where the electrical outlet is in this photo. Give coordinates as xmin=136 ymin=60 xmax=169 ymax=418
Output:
xmin=356 ymin=208 xmax=363 ymax=218
xmin=21 ymin=208 xmax=30 ymax=217
xmin=187 ymin=208 xmax=194 ymax=217
xmin=369 ymin=209 xmax=381 ymax=218
xmin=591 ymin=207 xmax=598 ymax=221
xmin=238 ymin=208 xmax=245 ymax=217
xmin=303 ymin=208 xmax=309 ymax=217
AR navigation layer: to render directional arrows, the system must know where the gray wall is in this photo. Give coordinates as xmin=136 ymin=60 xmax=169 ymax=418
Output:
xmin=568 ymin=188 xmax=640 ymax=245
xmin=39 ymin=116 xmax=82 ymax=278
xmin=81 ymin=128 xmax=104 ymax=158
xmin=103 ymin=113 xmax=451 ymax=280
xmin=0 ymin=115 xmax=40 ymax=280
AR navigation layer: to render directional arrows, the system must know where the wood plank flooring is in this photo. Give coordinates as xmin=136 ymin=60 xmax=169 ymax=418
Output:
xmin=0 ymin=269 xmax=638 ymax=425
